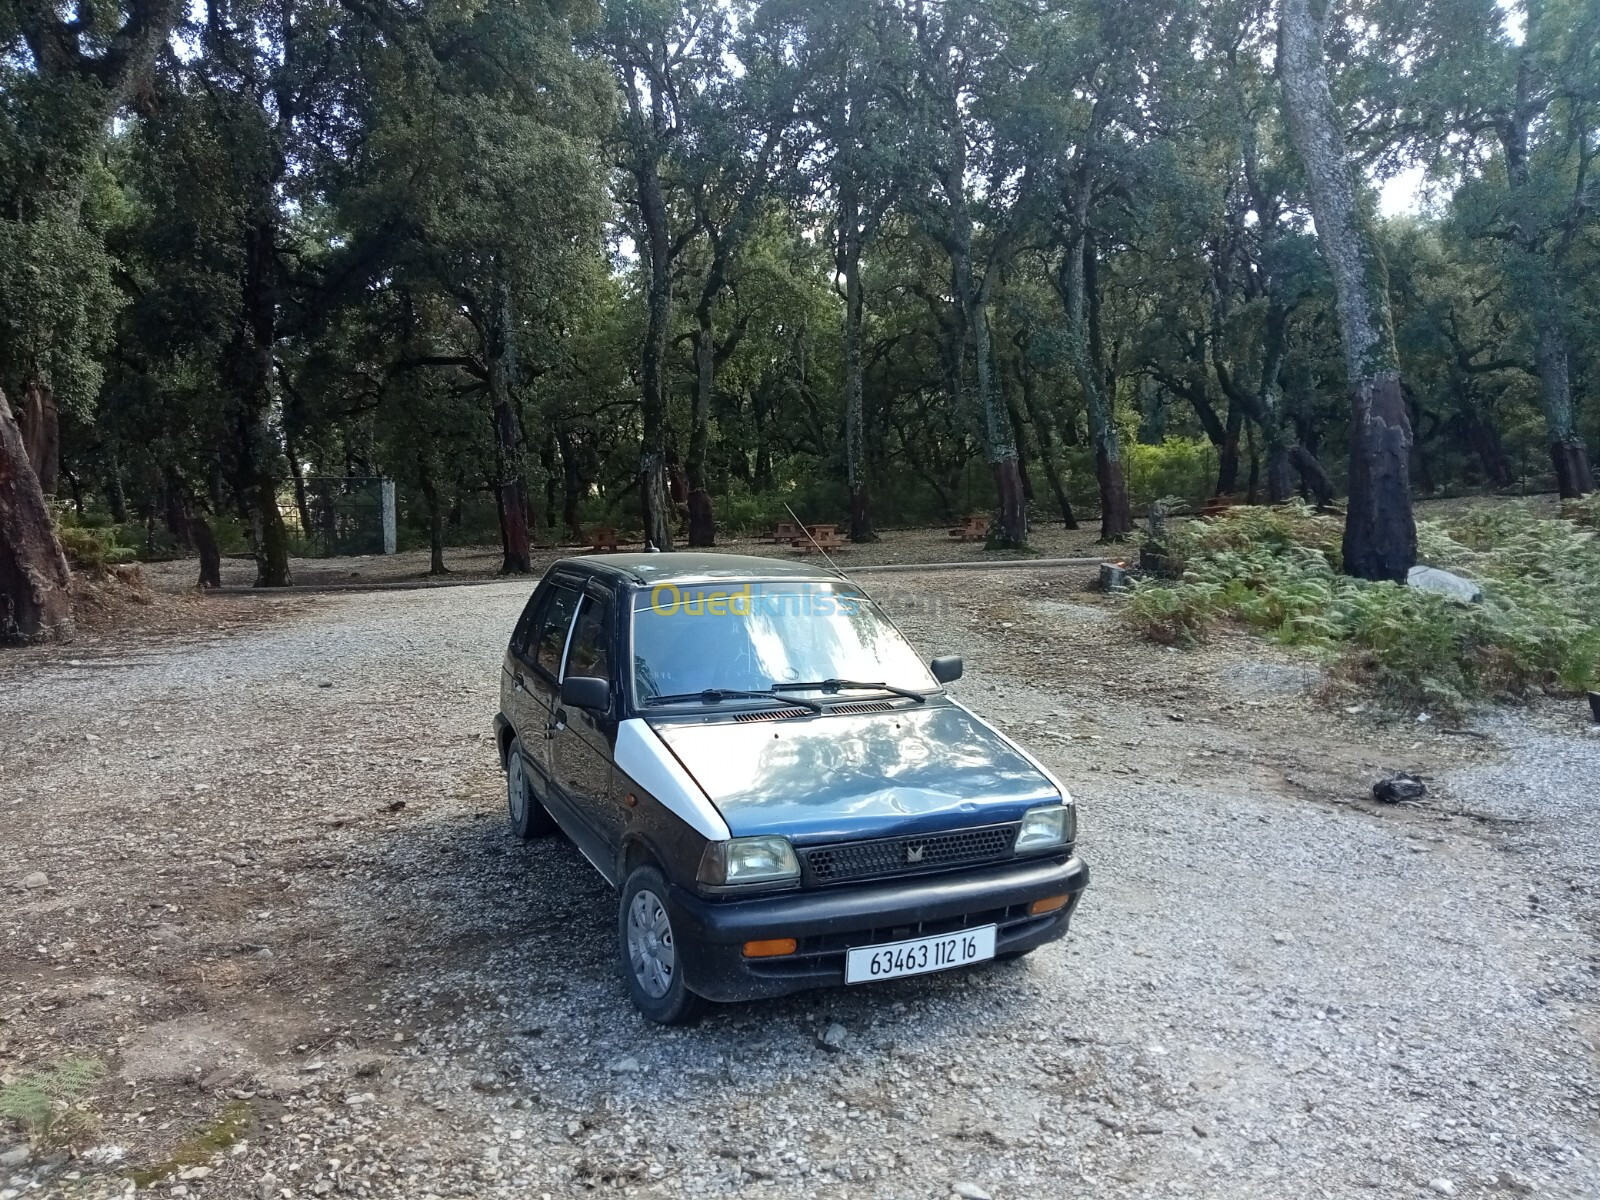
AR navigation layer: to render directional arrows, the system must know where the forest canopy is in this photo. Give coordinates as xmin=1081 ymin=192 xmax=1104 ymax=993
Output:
xmin=0 ymin=0 xmax=1596 ymax=633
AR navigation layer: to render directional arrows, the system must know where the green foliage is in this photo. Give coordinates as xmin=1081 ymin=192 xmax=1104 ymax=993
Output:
xmin=0 ymin=1057 xmax=106 ymax=1147
xmin=1127 ymin=501 xmax=1600 ymax=711
xmin=0 ymin=215 xmax=120 ymax=413
xmin=53 ymin=508 xmax=138 ymax=569
xmin=1122 ymin=439 xmax=1221 ymax=511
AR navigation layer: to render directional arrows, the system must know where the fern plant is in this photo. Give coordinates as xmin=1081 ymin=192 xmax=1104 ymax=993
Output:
xmin=1124 ymin=499 xmax=1600 ymax=712
xmin=0 ymin=1057 xmax=106 ymax=1147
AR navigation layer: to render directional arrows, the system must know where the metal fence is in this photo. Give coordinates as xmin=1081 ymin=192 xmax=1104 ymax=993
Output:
xmin=288 ymin=476 xmax=397 ymax=557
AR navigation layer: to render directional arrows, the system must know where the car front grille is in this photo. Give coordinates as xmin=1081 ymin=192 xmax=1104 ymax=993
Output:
xmin=801 ymin=823 xmax=1018 ymax=884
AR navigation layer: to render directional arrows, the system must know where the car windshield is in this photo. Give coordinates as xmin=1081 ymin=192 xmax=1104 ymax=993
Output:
xmin=630 ymin=581 xmax=937 ymax=705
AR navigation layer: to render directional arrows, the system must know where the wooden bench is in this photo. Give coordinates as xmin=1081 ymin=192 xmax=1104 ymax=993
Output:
xmin=794 ymin=523 xmax=845 ymax=553
xmin=949 ymin=514 xmax=991 ymax=542
xmin=587 ymin=525 xmax=621 ymax=553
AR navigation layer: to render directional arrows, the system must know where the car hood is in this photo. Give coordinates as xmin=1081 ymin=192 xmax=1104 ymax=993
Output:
xmin=649 ymin=701 xmax=1061 ymax=842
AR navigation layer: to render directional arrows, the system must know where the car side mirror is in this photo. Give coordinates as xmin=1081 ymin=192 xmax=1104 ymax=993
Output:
xmin=560 ymin=675 xmax=611 ymax=711
xmin=930 ymin=656 xmax=963 ymax=684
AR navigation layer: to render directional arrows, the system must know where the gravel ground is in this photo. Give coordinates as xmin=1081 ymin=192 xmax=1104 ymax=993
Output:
xmin=1 ymin=565 xmax=1597 ymax=1200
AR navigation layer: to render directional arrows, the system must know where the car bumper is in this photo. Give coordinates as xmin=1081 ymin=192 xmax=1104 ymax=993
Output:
xmin=665 ymin=855 xmax=1088 ymax=1002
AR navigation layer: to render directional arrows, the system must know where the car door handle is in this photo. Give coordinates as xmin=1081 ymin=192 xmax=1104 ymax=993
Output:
xmin=547 ymin=709 xmax=567 ymax=736
xmin=513 ymin=673 xmax=528 ymax=692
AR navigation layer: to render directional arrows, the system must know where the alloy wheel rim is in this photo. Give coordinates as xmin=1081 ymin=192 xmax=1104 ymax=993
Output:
xmin=626 ymin=889 xmax=675 ymax=999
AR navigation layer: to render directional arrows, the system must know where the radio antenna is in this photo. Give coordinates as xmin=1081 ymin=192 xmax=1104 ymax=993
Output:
xmin=783 ymin=502 xmax=881 ymax=606
xmin=784 ymin=502 xmax=844 ymax=575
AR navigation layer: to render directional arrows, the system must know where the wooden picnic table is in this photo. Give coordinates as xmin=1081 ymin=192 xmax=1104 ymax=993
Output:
xmin=794 ymin=523 xmax=845 ymax=553
xmin=767 ymin=521 xmax=800 ymax=544
xmin=587 ymin=525 xmax=621 ymax=553
xmin=949 ymin=513 xmax=991 ymax=541
xmin=1197 ymin=495 xmax=1242 ymax=518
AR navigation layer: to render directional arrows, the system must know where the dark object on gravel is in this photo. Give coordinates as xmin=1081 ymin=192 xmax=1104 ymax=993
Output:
xmin=1373 ymin=772 xmax=1427 ymax=804
xmin=1589 ymin=692 xmax=1600 ymax=724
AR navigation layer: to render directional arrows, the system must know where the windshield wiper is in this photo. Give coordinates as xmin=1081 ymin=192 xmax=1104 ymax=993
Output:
xmin=770 ymin=678 xmax=927 ymax=704
xmin=646 ymin=689 xmax=823 ymax=714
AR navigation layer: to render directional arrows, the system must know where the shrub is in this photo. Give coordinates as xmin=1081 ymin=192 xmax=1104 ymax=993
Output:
xmin=1124 ymin=499 xmax=1600 ymax=711
xmin=53 ymin=508 xmax=138 ymax=570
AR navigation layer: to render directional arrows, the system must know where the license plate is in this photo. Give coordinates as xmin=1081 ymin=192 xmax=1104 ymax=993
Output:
xmin=844 ymin=925 xmax=997 ymax=984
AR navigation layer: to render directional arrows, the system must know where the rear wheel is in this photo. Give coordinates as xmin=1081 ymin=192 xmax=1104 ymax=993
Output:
xmin=506 ymin=738 xmax=557 ymax=839
xmin=618 ymin=865 xmax=706 ymax=1025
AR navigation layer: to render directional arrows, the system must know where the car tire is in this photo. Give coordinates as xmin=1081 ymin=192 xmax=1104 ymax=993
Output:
xmin=618 ymin=865 xmax=706 ymax=1025
xmin=506 ymin=738 xmax=557 ymax=840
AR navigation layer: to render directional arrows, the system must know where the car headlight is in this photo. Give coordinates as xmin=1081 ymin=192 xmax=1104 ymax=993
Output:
xmin=1014 ymin=803 xmax=1075 ymax=853
xmin=697 ymin=836 xmax=801 ymax=887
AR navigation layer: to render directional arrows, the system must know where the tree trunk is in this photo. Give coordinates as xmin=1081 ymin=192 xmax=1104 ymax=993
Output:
xmin=230 ymin=219 xmax=292 ymax=587
xmin=686 ymin=490 xmax=715 ymax=548
xmin=557 ymin=429 xmax=585 ymax=543
xmin=105 ymin=455 xmax=128 ymax=524
xmin=753 ymin=383 xmax=773 ymax=493
xmin=1015 ymin=351 xmax=1077 ymax=529
xmin=1532 ymin=316 xmax=1595 ymax=497
xmin=1465 ymin=408 xmax=1514 ymax=488
xmin=491 ymin=396 xmax=531 ymax=574
xmin=418 ymin=456 xmax=449 ymax=576
xmin=969 ymin=290 xmax=1026 ymax=547
xmin=1058 ymin=228 xmax=1132 ymax=540
xmin=487 ymin=281 xmax=531 ymax=574
xmin=1497 ymin=22 xmax=1595 ymax=500
xmin=0 ymin=388 xmax=74 ymax=644
xmin=1405 ymin=388 xmax=1437 ymax=496
xmin=842 ymin=239 xmax=876 ymax=544
xmin=688 ymin=322 xmax=716 ymax=547
xmin=18 ymin=381 xmax=60 ymax=498
xmin=191 ymin=516 xmax=222 ymax=589
xmin=162 ymin=465 xmax=193 ymax=551
xmin=1217 ymin=401 xmax=1244 ymax=496
xmin=1006 ymin=395 xmax=1035 ymax=503
xmin=1279 ymin=0 xmax=1416 ymax=581
xmin=640 ymin=450 xmax=671 ymax=551
xmin=1246 ymin=420 xmax=1262 ymax=504
xmin=636 ymin=155 xmax=675 ymax=552
xmin=284 ymin=423 xmax=312 ymax=536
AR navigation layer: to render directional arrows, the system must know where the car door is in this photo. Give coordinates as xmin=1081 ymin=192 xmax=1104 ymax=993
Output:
xmin=518 ymin=577 xmax=584 ymax=800
xmin=549 ymin=584 xmax=622 ymax=876
xmin=504 ymin=590 xmax=545 ymax=748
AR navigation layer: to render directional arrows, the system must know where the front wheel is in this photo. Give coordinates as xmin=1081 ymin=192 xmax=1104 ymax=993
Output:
xmin=506 ymin=738 xmax=557 ymax=839
xmin=618 ymin=866 xmax=706 ymax=1025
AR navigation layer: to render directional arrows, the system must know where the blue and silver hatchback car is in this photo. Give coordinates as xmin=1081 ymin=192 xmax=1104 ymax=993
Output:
xmin=493 ymin=552 xmax=1088 ymax=1023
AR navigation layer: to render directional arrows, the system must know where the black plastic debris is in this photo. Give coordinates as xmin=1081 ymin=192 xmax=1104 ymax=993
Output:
xmin=1373 ymin=772 xmax=1427 ymax=804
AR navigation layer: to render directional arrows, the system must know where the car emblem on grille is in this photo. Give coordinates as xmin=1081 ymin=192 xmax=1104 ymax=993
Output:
xmin=905 ymin=843 xmax=925 ymax=864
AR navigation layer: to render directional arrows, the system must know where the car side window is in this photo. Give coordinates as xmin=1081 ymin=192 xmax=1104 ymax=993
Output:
xmin=563 ymin=594 xmax=612 ymax=682
xmin=534 ymin=584 xmax=582 ymax=678
xmin=510 ymin=594 xmax=542 ymax=658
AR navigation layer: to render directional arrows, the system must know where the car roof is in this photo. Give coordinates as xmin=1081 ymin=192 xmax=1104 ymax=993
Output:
xmin=555 ymin=552 xmax=843 ymax=588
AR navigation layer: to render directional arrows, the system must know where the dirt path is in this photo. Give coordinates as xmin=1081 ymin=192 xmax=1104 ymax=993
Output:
xmin=2 ymin=569 xmax=1596 ymax=1200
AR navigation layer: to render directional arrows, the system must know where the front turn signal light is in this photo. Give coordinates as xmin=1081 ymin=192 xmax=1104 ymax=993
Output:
xmin=1030 ymin=894 xmax=1071 ymax=916
xmin=742 ymin=938 xmax=798 ymax=959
